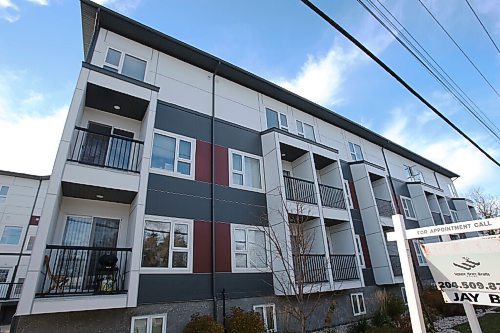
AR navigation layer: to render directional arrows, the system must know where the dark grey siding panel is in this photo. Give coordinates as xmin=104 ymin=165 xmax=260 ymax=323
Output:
xmin=215 ymin=273 xmax=274 ymax=298
xmin=390 ymin=178 xmax=410 ymax=197
xmin=214 ymin=121 xmax=262 ymax=156
xmin=362 ymin=269 xmax=376 ymax=286
xmin=215 ymin=199 xmax=267 ymax=226
xmin=215 ymin=185 xmax=266 ymax=206
xmin=146 ymin=188 xmax=212 ymax=220
xmin=138 ymin=274 xmax=212 ymax=304
xmin=351 ymin=212 xmax=364 ymax=235
xmin=148 ymin=173 xmax=211 ymax=197
xmin=155 ymin=102 xmax=212 ymax=141
xmin=340 ymin=160 xmax=352 ymax=181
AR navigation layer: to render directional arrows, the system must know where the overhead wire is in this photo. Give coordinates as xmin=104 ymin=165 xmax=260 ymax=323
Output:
xmin=298 ymin=0 xmax=499 ymax=167
xmin=463 ymin=0 xmax=500 ymax=54
xmin=416 ymin=0 xmax=500 ymax=98
xmin=357 ymin=0 xmax=500 ymax=142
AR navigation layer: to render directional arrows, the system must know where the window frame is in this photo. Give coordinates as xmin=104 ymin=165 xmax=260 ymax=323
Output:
xmin=0 ymin=268 xmax=11 ymax=283
xmin=295 ymin=120 xmax=316 ymax=141
xmin=231 ymin=225 xmax=270 ymax=273
xmin=450 ymin=210 xmax=459 ymax=222
xmin=350 ymin=292 xmax=366 ymax=316
xmin=343 ymin=180 xmax=354 ymax=209
xmin=0 ymin=226 xmax=22 ymax=245
xmin=104 ymin=47 xmax=148 ymax=82
xmin=353 ymin=235 xmax=366 ymax=269
xmin=265 ymin=108 xmax=288 ymax=131
xmin=140 ymin=216 xmax=193 ymax=274
xmin=447 ymin=183 xmax=458 ymax=197
xmin=413 ymin=240 xmax=428 ymax=266
xmin=130 ymin=314 xmax=167 ymax=333
xmin=228 ymin=149 xmax=265 ymax=193
xmin=150 ymin=129 xmax=196 ymax=180
xmin=253 ymin=303 xmax=277 ymax=333
xmin=400 ymin=196 xmax=417 ymax=221
xmin=0 ymin=185 xmax=9 ymax=203
xmin=25 ymin=235 xmax=36 ymax=252
xmin=348 ymin=142 xmax=364 ymax=161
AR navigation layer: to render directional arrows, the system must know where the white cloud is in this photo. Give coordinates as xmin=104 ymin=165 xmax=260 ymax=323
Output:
xmin=0 ymin=0 xmax=19 ymax=22
xmin=92 ymin=0 xmax=141 ymax=14
xmin=27 ymin=0 xmax=48 ymax=6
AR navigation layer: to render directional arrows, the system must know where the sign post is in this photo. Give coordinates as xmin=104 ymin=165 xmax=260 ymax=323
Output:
xmin=387 ymin=216 xmax=500 ymax=333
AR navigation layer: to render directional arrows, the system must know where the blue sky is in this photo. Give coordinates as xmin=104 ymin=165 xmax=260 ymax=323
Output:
xmin=0 ymin=0 xmax=498 ymax=195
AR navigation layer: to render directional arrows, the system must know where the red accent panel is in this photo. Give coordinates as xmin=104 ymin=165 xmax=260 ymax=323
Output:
xmin=349 ymin=181 xmax=360 ymax=210
xmin=360 ymin=235 xmax=372 ymax=268
xmin=30 ymin=216 xmax=40 ymax=226
xmin=193 ymin=220 xmax=212 ymax=273
xmin=215 ymin=222 xmax=231 ymax=272
xmin=195 ymin=140 xmax=212 ymax=183
xmin=214 ymin=145 xmax=229 ymax=186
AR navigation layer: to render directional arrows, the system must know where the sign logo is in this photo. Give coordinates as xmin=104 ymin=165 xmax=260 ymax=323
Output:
xmin=453 ymin=257 xmax=480 ymax=271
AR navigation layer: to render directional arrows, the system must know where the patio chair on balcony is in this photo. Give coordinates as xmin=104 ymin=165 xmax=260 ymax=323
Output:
xmin=43 ymin=255 xmax=69 ymax=293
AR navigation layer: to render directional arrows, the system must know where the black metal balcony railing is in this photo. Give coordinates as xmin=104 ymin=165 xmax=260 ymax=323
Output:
xmin=292 ymin=254 xmax=328 ymax=284
xmin=68 ymin=127 xmax=143 ymax=173
xmin=37 ymin=245 xmax=132 ymax=297
xmin=0 ymin=282 xmax=23 ymax=300
xmin=431 ymin=212 xmax=444 ymax=225
xmin=375 ymin=198 xmax=394 ymax=218
xmin=284 ymin=176 xmax=317 ymax=204
xmin=319 ymin=184 xmax=346 ymax=209
xmin=389 ymin=255 xmax=402 ymax=277
xmin=330 ymin=255 xmax=359 ymax=281
xmin=443 ymin=214 xmax=452 ymax=224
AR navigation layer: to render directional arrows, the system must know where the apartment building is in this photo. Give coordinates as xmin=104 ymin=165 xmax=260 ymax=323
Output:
xmin=12 ymin=1 xmax=479 ymax=332
xmin=0 ymin=171 xmax=48 ymax=325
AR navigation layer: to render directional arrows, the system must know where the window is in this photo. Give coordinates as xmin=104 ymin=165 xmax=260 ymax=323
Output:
xmin=0 ymin=185 xmax=9 ymax=203
xmin=400 ymin=196 xmax=417 ymax=220
xmin=343 ymin=180 xmax=354 ymax=209
xmin=348 ymin=142 xmax=363 ymax=161
xmin=413 ymin=240 xmax=427 ymax=266
xmin=296 ymin=120 xmax=315 ymax=141
xmin=230 ymin=150 xmax=263 ymax=191
xmin=0 ymin=226 xmax=22 ymax=245
xmin=450 ymin=210 xmax=459 ymax=222
xmin=233 ymin=227 xmax=268 ymax=270
xmin=151 ymin=131 xmax=195 ymax=178
xmin=26 ymin=236 xmax=36 ymax=251
xmin=104 ymin=48 xmax=147 ymax=81
xmin=351 ymin=293 xmax=366 ymax=316
xmin=447 ymin=183 xmax=458 ymax=197
xmin=142 ymin=218 xmax=192 ymax=270
xmin=266 ymin=108 xmax=288 ymax=131
xmin=401 ymin=287 xmax=408 ymax=304
xmin=353 ymin=235 xmax=365 ymax=269
xmin=403 ymin=165 xmax=425 ymax=182
xmin=0 ymin=269 xmax=9 ymax=283
xmin=131 ymin=315 xmax=166 ymax=333
xmin=253 ymin=304 xmax=277 ymax=332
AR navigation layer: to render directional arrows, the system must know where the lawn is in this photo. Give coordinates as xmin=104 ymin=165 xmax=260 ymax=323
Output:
xmin=453 ymin=313 xmax=500 ymax=333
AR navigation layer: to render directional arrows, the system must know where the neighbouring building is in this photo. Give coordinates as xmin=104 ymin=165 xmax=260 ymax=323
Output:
xmin=11 ymin=1 xmax=479 ymax=332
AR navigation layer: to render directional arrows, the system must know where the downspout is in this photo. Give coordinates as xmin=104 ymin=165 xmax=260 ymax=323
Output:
xmin=7 ymin=178 xmax=43 ymax=299
xmin=381 ymin=147 xmax=402 ymax=215
xmin=211 ymin=61 xmax=221 ymax=320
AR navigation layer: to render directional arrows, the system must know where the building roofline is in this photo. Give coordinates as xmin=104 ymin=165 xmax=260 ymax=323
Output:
xmin=0 ymin=169 xmax=50 ymax=181
xmin=80 ymin=0 xmax=460 ymax=179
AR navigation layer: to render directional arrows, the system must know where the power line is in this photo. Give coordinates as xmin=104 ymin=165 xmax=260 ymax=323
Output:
xmin=357 ymin=0 xmax=500 ymax=142
xmin=416 ymin=0 xmax=500 ymax=98
xmin=463 ymin=0 xmax=500 ymax=54
xmin=299 ymin=0 xmax=499 ymax=167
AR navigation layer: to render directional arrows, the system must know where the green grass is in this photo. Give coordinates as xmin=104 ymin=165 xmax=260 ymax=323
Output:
xmin=453 ymin=313 xmax=500 ymax=333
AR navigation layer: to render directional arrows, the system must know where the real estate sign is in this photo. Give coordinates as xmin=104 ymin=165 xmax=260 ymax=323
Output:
xmin=419 ymin=235 xmax=500 ymax=307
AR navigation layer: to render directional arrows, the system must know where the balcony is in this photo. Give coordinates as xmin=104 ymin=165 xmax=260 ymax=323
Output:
xmin=330 ymin=255 xmax=359 ymax=281
xmin=292 ymin=254 xmax=328 ymax=284
xmin=284 ymin=176 xmax=317 ymax=204
xmin=431 ymin=212 xmax=444 ymax=225
xmin=389 ymin=255 xmax=402 ymax=277
xmin=68 ymin=127 xmax=143 ymax=173
xmin=443 ymin=214 xmax=452 ymax=224
xmin=0 ymin=282 xmax=23 ymax=300
xmin=36 ymin=245 xmax=131 ymax=297
xmin=319 ymin=184 xmax=346 ymax=209
xmin=375 ymin=198 xmax=394 ymax=218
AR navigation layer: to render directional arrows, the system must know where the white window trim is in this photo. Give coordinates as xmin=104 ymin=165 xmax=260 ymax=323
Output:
xmin=348 ymin=142 xmax=363 ymax=161
xmin=413 ymin=240 xmax=427 ymax=266
xmin=400 ymin=196 xmax=418 ymax=221
xmin=140 ymin=215 xmax=194 ymax=274
xmin=0 ymin=267 xmax=12 ymax=283
xmin=295 ymin=120 xmax=316 ymax=141
xmin=401 ymin=287 xmax=408 ymax=304
xmin=104 ymin=47 xmax=148 ymax=81
xmin=343 ymin=180 xmax=354 ymax=209
xmin=130 ymin=314 xmax=167 ymax=333
xmin=24 ymin=235 xmax=36 ymax=253
xmin=266 ymin=108 xmax=289 ymax=132
xmin=350 ymin=293 xmax=366 ymax=316
xmin=447 ymin=183 xmax=458 ymax=197
xmin=0 ymin=225 xmax=23 ymax=246
xmin=149 ymin=129 xmax=196 ymax=180
xmin=0 ymin=185 xmax=9 ymax=204
xmin=231 ymin=225 xmax=271 ymax=273
xmin=353 ymin=235 xmax=365 ymax=269
xmin=253 ymin=303 xmax=277 ymax=333
xmin=228 ymin=148 xmax=265 ymax=193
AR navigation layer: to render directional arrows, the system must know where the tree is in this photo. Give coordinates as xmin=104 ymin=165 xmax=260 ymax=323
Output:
xmin=467 ymin=187 xmax=499 ymax=219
